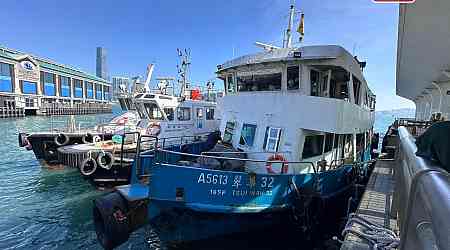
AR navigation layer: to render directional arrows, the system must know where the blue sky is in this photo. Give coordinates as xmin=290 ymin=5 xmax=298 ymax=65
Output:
xmin=0 ymin=0 xmax=414 ymax=110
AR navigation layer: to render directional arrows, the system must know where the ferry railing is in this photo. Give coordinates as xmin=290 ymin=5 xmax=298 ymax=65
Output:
xmin=393 ymin=126 xmax=450 ymax=250
xmin=118 ymin=131 xmax=141 ymax=169
xmin=154 ymin=148 xmax=317 ymax=174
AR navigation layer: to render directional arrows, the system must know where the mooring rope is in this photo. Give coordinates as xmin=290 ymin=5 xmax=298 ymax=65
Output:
xmin=339 ymin=213 xmax=400 ymax=250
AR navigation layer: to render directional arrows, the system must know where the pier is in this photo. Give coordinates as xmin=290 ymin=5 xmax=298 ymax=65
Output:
xmin=0 ymin=46 xmax=113 ymax=118
xmin=341 ymin=125 xmax=450 ymax=250
xmin=40 ymin=102 xmax=112 ymax=116
xmin=0 ymin=106 xmax=25 ymax=118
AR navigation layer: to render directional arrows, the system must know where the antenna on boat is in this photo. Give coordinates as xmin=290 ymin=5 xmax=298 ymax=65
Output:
xmin=177 ymin=48 xmax=191 ymax=98
xmin=144 ymin=64 xmax=155 ymax=93
xmin=283 ymin=5 xmax=295 ymax=48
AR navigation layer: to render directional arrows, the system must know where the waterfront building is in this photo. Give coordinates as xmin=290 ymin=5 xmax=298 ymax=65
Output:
xmin=111 ymin=76 xmax=130 ymax=100
xmin=0 ymin=46 xmax=112 ymax=116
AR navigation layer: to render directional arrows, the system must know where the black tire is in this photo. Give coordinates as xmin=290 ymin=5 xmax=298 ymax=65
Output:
xmin=82 ymin=133 xmax=94 ymax=144
xmin=54 ymin=133 xmax=70 ymax=146
xmin=93 ymin=192 xmax=130 ymax=250
xmin=97 ymin=151 xmax=115 ymax=170
xmin=80 ymin=157 xmax=97 ymax=176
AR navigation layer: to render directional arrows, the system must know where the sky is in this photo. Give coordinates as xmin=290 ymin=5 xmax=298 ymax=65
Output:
xmin=0 ymin=0 xmax=414 ymax=111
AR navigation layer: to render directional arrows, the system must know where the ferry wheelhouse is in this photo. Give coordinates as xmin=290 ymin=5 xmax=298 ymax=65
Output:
xmin=92 ymin=5 xmax=376 ymax=248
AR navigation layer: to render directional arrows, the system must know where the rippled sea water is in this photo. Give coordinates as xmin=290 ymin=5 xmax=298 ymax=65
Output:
xmin=0 ymin=107 xmax=413 ymax=250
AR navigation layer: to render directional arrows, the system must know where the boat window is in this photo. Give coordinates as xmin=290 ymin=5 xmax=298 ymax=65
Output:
xmin=223 ymin=121 xmax=236 ymax=145
xmin=206 ymin=108 xmax=215 ymax=120
xmin=356 ymin=133 xmax=364 ymax=153
xmin=177 ymin=107 xmax=191 ymax=121
xmin=144 ymin=102 xmax=163 ymax=120
xmin=135 ymin=94 xmax=143 ymax=98
xmin=324 ymin=133 xmax=337 ymax=152
xmin=263 ymin=127 xmax=282 ymax=151
xmin=196 ymin=108 xmax=203 ymax=118
xmin=144 ymin=94 xmax=155 ymax=99
xmin=135 ymin=103 xmax=147 ymax=119
xmin=302 ymin=135 xmax=324 ymax=159
xmin=310 ymin=70 xmax=320 ymax=96
xmin=118 ymin=98 xmax=128 ymax=111
xmin=159 ymin=95 xmax=172 ymax=100
xmin=164 ymin=107 xmax=174 ymax=121
xmin=287 ymin=66 xmax=299 ymax=90
xmin=239 ymin=124 xmax=257 ymax=147
xmin=237 ymin=73 xmax=282 ymax=92
xmin=353 ymin=76 xmax=361 ymax=105
xmin=227 ymin=74 xmax=235 ymax=94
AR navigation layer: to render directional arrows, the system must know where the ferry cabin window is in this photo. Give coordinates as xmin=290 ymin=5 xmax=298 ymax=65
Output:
xmin=302 ymin=135 xmax=324 ymax=159
xmin=239 ymin=124 xmax=257 ymax=147
xmin=287 ymin=66 xmax=299 ymax=90
xmin=263 ymin=127 xmax=282 ymax=151
xmin=206 ymin=108 xmax=214 ymax=120
xmin=118 ymin=99 xmax=128 ymax=111
xmin=353 ymin=77 xmax=361 ymax=105
xmin=223 ymin=121 xmax=236 ymax=144
xmin=324 ymin=133 xmax=336 ymax=152
xmin=196 ymin=108 xmax=203 ymax=118
xmin=177 ymin=107 xmax=191 ymax=121
xmin=237 ymin=73 xmax=281 ymax=92
xmin=310 ymin=70 xmax=320 ymax=96
xmin=136 ymin=104 xmax=147 ymax=119
xmin=227 ymin=74 xmax=235 ymax=94
xmin=164 ymin=108 xmax=174 ymax=121
xmin=144 ymin=102 xmax=163 ymax=120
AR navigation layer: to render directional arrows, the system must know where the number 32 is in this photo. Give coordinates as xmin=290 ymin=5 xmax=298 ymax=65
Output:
xmin=261 ymin=177 xmax=274 ymax=188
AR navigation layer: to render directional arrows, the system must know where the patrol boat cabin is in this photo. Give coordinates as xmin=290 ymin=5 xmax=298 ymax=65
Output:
xmin=216 ymin=45 xmax=376 ymax=173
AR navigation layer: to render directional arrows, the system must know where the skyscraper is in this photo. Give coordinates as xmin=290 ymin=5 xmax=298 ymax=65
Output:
xmin=96 ymin=47 xmax=108 ymax=80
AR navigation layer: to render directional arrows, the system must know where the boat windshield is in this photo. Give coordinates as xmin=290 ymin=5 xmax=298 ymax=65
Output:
xmin=143 ymin=102 xmax=164 ymax=120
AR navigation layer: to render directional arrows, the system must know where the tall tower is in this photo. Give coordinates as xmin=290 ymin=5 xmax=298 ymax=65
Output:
xmin=96 ymin=47 xmax=109 ymax=80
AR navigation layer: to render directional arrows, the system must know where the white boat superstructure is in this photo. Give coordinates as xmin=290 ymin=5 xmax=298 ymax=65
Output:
xmin=215 ymin=5 xmax=376 ymax=174
xmin=129 ymin=49 xmax=221 ymax=140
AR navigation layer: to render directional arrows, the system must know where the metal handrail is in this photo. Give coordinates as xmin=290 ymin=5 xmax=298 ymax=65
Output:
xmin=201 ymin=151 xmax=291 ymax=155
xmin=155 ymin=148 xmax=317 ymax=173
xmin=393 ymin=126 xmax=450 ymax=250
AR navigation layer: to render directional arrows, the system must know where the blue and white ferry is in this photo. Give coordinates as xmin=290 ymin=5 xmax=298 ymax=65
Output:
xmin=92 ymin=4 xmax=376 ymax=249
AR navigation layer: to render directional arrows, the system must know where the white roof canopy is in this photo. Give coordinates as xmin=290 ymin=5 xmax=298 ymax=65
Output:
xmin=397 ymin=0 xmax=450 ymax=100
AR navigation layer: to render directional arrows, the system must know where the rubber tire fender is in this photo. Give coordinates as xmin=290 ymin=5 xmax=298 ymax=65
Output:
xmin=54 ymin=133 xmax=70 ymax=146
xmin=80 ymin=157 xmax=98 ymax=176
xmin=93 ymin=191 xmax=130 ymax=250
xmin=97 ymin=151 xmax=115 ymax=170
xmin=82 ymin=133 xmax=94 ymax=144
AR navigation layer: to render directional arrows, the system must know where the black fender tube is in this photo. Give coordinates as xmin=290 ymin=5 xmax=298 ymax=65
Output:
xmin=93 ymin=192 xmax=130 ymax=249
xmin=93 ymin=191 xmax=149 ymax=249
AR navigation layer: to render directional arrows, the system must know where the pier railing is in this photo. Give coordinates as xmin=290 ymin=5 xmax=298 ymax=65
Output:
xmin=393 ymin=126 xmax=450 ymax=250
xmin=0 ymin=106 xmax=25 ymax=118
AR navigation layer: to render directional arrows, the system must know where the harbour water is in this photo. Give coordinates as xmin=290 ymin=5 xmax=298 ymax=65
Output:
xmin=0 ymin=107 xmax=413 ymax=250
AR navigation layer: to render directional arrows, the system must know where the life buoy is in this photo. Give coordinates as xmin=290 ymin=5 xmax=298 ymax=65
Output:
xmin=146 ymin=123 xmax=161 ymax=136
xmin=97 ymin=151 xmax=114 ymax=170
xmin=266 ymin=154 xmax=289 ymax=174
xmin=54 ymin=133 xmax=70 ymax=146
xmin=80 ymin=156 xmax=97 ymax=176
xmin=82 ymin=133 xmax=94 ymax=144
